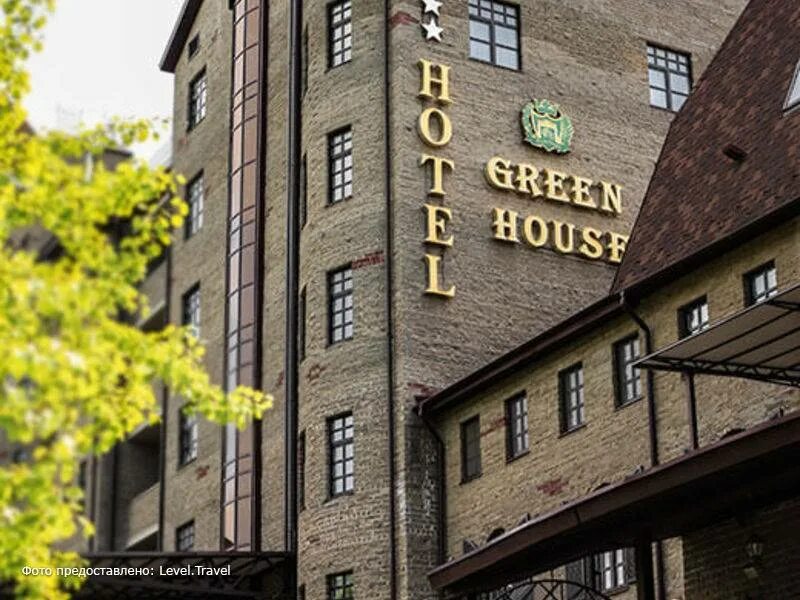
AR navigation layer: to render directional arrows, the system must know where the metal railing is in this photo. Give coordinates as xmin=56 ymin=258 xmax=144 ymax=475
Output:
xmin=476 ymin=578 xmax=613 ymax=600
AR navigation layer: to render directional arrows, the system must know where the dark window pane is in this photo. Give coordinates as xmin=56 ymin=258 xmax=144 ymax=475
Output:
xmin=188 ymin=69 xmax=207 ymax=128
xmin=614 ymin=336 xmax=642 ymax=407
xmin=176 ymin=521 xmax=195 ymax=551
xmin=505 ymin=393 xmax=529 ymax=459
xmin=327 ymin=571 xmax=354 ymax=600
xmin=328 ymin=266 xmax=354 ymax=344
xmin=460 ymin=416 xmax=481 ymax=481
xmin=328 ymin=127 xmax=353 ymax=204
xmin=328 ymin=413 xmax=354 ymax=497
xmin=560 ymin=364 xmax=585 ymax=432
xmin=328 ymin=1 xmax=353 ymax=68
xmin=745 ymin=262 xmax=777 ymax=306
xmin=679 ymin=297 xmax=709 ymax=338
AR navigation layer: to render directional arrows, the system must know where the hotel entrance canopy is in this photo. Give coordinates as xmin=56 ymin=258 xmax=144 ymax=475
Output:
xmin=428 ymin=411 xmax=800 ymax=596
xmin=636 ymin=283 xmax=800 ymax=387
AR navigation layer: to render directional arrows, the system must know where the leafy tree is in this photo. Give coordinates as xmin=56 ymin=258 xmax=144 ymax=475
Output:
xmin=0 ymin=2 xmax=271 ymax=597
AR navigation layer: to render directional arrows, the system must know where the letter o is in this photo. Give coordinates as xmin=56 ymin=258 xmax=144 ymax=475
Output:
xmin=523 ymin=215 xmax=549 ymax=247
xmin=418 ymin=107 xmax=452 ymax=147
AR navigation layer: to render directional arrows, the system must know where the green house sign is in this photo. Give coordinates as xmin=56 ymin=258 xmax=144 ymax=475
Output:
xmin=521 ymin=98 xmax=574 ymax=154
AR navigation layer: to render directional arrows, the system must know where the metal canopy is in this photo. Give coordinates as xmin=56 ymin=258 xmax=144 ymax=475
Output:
xmin=636 ymin=283 xmax=800 ymax=387
xmin=74 ymin=551 xmax=293 ymax=600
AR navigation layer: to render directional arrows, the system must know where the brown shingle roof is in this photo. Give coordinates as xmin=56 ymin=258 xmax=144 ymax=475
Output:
xmin=612 ymin=0 xmax=800 ymax=293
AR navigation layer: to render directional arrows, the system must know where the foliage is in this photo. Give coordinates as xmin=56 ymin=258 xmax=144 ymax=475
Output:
xmin=0 ymin=2 xmax=271 ymax=597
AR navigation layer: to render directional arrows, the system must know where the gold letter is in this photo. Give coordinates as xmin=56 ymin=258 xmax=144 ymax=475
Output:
xmin=516 ymin=163 xmax=543 ymax=198
xmin=607 ymin=232 xmax=629 ymax=264
xmin=485 ymin=156 xmax=515 ymax=191
xmin=544 ymin=169 xmax=571 ymax=203
xmin=418 ymin=59 xmax=452 ymax=105
xmin=552 ymin=220 xmax=576 ymax=254
xmin=578 ymin=226 xmax=604 ymax=259
xmin=418 ymin=107 xmax=452 ymax=147
xmin=600 ymin=182 xmax=623 ymax=215
xmin=424 ymin=204 xmax=454 ymax=247
xmin=491 ymin=208 xmax=519 ymax=243
xmin=571 ymin=176 xmax=597 ymax=210
xmin=522 ymin=215 xmax=548 ymax=247
xmin=424 ymin=254 xmax=455 ymax=298
xmin=420 ymin=154 xmax=455 ymax=197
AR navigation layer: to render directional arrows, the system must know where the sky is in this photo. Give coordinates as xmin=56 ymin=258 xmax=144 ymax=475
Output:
xmin=25 ymin=0 xmax=184 ymax=158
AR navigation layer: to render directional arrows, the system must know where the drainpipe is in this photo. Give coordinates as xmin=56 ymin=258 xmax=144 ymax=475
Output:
xmin=620 ymin=292 xmax=667 ymax=600
xmin=157 ymin=245 xmax=173 ymax=551
xmin=383 ymin=1 xmax=398 ymax=599
xmin=685 ymin=373 xmax=699 ymax=450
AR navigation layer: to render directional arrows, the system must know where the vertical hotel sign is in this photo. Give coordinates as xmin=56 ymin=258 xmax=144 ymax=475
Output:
xmin=417 ymin=59 xmax=456 ymax=298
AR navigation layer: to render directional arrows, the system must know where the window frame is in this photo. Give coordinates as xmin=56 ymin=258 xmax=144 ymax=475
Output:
xmin=187 ymin=34 xmax=200 ymax=60
xmin=467 ymin=0 xmax=521 ymax=71
xmin=327 ymin=126 xmax=353 ymax=205
xmin=182 ymin=283 xmax=201 ymax=338
xmin=678 ymin=296 xmax=709 ymax=338
xmin=175 ymin=520 xmax=195 ymax=552
xmin=743 ymin=261 xmax=777 ymax=306
xmin=646 ymin=43 xmax=692 ymax=112
xmin=187 ymin=68 xmax=208 ymax=130
xmin=327 ymin=265 xmax=354 ymax=345
xmin=185 ymin=171 xmax=204 ymax=239
xmin=327 ymin=412 xmax=355 ymax=498
xmin=178 ymin=408 xmax=198 ymax=467
xmin=559 ymin=363 xmax=586 ymax=434
xmin=595 ymin=549 xmax=629 ymax=593
xmin=505 ymin=393 xmax=529 ymax=461
xmin=613 ymin=334 xmax=643 ymax=408
xmin=785 ymin=59 xmax=800 ymax=111
xmin=460 ymin=415 xmax=482 ymax=483
xmin=327 ymin=570 xmax=354 ymax=600
xmin=327 ymin=0 xmax=353 ymax=69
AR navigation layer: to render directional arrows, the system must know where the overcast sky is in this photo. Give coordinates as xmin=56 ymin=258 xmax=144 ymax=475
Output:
xmin=26 ymin=0 xmax=184 ymax=158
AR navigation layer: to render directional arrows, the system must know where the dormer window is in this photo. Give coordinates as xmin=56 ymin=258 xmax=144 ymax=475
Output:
xmin=785 ymin=60 xmax=800 ymax=110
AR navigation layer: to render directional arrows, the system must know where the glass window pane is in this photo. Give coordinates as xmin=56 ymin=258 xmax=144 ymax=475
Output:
xmin=496 ymin=46 xmax=519 ymax=70
xmin=650 ymin=88 xmax=668 ymax=108
xmin=495 ymin=25 xmax=517 ymax=49
xmin=469 ymin=20 xmax=490 ymax=42
xmin=470 ymin=40 xmax=491 ymax=62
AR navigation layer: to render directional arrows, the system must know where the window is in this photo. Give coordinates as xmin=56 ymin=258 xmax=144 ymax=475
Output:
xmin=300 ymin=154 xmax=308 ymax=227
xmin=186 ymin=173 xmax=204 ymax=238
xmin=566 ymin=551 xmax=635 ymax=595
xmin=188 ymin=69 xmax=207 ymax=129
xmin=328 ymin=413 xmax=354 ymax=497
xmin=647 ymin=44 xmax=691 ymax=111
xmin=559 ymin=364 xmax=585 ymax=433
xmin=328 ymin=127 xmax=353 ymax=204
xmin=744 ymin=262 xmax=777 ymax=306
xmin=299 ymin=584 xmax=306 ymax=600
xmin=298 ymin=430 xmax=306 ymax=511
xmin=460 ymin=416 xmax=481 ymax=482
xmin=176 ymin=521 xmax=195 ymax=551
xmin=328 ymin=0 xmax=352 ymax=68
xmin=505 ymin=394 xmax=529 ymax=460
xmin=182 ymin=284 xmax=201 ymax=338
xmin=614 ymin=336 xmax=642 ymax=407
xmin=299 ymin=285 xmax=307 ymax=361
xmin=188 ymin=34 xmax=199 ymax=59
xmin=786 ymin=60 xmax=800 ymax=110
xmin=468 ymin=0 xmax=520 ymax=70
xmin=328 ymin=266 xmax=354 ymax=344
xmin=179 ymin=410 xmax=198 ymax=466
xmin=679 ymin=297 xmax=709 ymax=338
xmin=327 ymin=571 xmax=354 ymax=600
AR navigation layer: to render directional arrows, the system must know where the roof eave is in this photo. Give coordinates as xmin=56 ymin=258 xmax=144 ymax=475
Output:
xmin=159 ymin=0 xmax=204 ymax=74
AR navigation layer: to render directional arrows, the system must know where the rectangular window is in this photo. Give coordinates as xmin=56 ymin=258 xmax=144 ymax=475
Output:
xmin=327 ymin=571 xmax=354 ymax=600
xmin=614 ymin=336 xmax=642 ymax=407
xmin=595 ymin=549 xmax=636 ymax=591
xmin=328 ymin=266 xmax=354 ymax=344
xmin=298 ymin=430 xmax=306 ymax=511
xmin=460 ymin=416 xmax=481 ymax=482
xmin=188 ymin=69 xmax=207 ymax=129
xmin=505 ymin=394 xmax=529 ymax=460
xmin=328 ymin=127 xmax=353 ymax=204
xmin=188 ymin=34 xmax=199 ymax=59
xmin=182 ymin=284 xmax=201 ymax=338
xmin=179 ymin=409 xmax=198 ymax=466
xmin=468 ymin=0 xmax=520 ymax=70
xmin=559 ymin=364 xmax=585 ymax=433
xmin=186 ymin=173 xmax=204 ymax=238
xmin=647 ymin=44 xmax=692 ymax=111
xmin=328 ymin=0 xmax=352 ymax=68
xmin=328 ymin=413 xmax=354 ymax=497
xmin=300 ymin=154 xmax=308 ymax=227
xmin=744 ymin=262 xmax=777 ymax=306
xmin=176 ymin=521 xmax=195 ymax=551
xmin=679 ymin=297 xmax=709 ymax=338
xmin=299 ymin=285 xmax=307 ymax=361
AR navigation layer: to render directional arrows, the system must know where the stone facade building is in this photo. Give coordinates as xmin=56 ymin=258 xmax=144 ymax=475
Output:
xmin=19 ymin=0 xmax=789 ymax=598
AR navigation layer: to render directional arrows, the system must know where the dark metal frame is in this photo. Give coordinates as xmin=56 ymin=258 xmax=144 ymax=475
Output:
xmin=743 ymin=260 xmax=777 ymax=306
xmin=460 ymin=415 xmax=482 ymax=483
xmin=470 ymin=577 xmax=612 ymax=600
xmin=504 ymin=393 xmax=528 ymax=460
xmin=327 ymin=265 xmax=354 ymax=345
xmin=326 ymin=570 xmax=354 ymax=599
xmin=327 ymin=0 xmax=353 ymax=69
xmin=327 ymin=412 xmax=355 ymax=498
xmin=467 ymin=0 xmax=521 ymax=71
xmin=327 ymin=126 xmax=353 ymax=205
xmin=612 ymin=334 xmax=642 ymax=408
xmin=677 ymin=295 xmax=708 ymax=338
xmin=559 ymin=363 xmax=585 ymax=433
xmin=646 ymin=43 xmax=692 ymax=112
xmin=187 ymin=68 xmax=207 ymax=131
xmin=175 ymin=521 xmax=195 ymax=552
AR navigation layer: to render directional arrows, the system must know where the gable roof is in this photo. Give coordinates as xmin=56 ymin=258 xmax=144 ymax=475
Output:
xmin=160 ymin=0 xmax=203 ymax=73
xmin=612 ymin=0 xmax=800 ymax=294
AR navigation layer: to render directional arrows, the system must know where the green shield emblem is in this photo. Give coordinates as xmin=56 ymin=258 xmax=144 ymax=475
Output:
xmin=521 ymin=98 xmax=574 ymax=154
